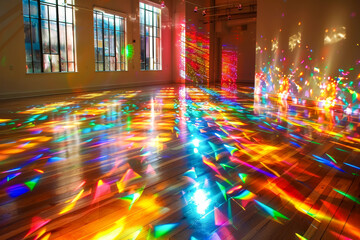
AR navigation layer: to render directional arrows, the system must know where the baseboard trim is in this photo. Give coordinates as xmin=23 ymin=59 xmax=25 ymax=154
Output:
xmin=0 ymin=81 xmax=168 ymax=100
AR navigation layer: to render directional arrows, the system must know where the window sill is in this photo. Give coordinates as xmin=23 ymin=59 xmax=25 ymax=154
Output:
xmin=95 ymin=71 xmax=129 ymax=73
xmin=25 ymin=71 xmax=78 ymax=75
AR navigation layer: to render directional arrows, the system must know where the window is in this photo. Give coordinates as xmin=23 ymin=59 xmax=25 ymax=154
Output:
xmin=140 ymin=2 xmax=161 ymax=71
xmin=94 ymin=10 xmax=127 ymax=72
xmin=22 ymin=0 xmax=76 ymax=73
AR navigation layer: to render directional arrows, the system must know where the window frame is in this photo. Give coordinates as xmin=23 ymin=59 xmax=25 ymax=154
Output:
xmin=139 ymin=1 xmax=162 ymax=71
xmin=93 ymin=7 xmax=128 ymax=72
xmin=21 ymin=0 xmax=77 ymax=74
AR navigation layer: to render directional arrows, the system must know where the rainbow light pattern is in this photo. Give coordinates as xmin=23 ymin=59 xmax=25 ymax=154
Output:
xmin=256 ymin=1 xmax=360 ymax=113
xmin=0 ymin=85 xmax=359 ymax=239
xmin=185 ymin=24 xmax=210 ymax=84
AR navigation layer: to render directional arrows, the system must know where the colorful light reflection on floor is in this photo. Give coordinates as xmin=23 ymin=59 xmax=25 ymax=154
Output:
xmin=0 ymin=85 xmax=359 ymax=239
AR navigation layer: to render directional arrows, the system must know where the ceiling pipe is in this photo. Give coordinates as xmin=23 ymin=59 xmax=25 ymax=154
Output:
xmin=186 ymin=0 xmax=244 ymax=11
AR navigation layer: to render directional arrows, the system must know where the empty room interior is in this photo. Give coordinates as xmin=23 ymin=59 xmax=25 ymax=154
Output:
xmin=1 ymin=0 xmax=360 ymax=239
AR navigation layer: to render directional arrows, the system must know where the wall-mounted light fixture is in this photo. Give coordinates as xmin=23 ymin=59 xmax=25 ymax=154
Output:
xmin=190 ymin=1 xmax=245 ymax=17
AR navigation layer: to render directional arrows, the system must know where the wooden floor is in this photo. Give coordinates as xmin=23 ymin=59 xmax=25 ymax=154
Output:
xmin=0 ymin=85 xmax=359 ymax=240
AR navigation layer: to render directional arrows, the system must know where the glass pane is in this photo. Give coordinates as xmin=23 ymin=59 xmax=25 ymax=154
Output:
xmin=41 ymin=0 xmax=56 ymax=4
xmin=43 ymin=53 xmax=51 ymax=72
xmin=34 ymin=62 xmax=41 ymax=73
xmin=94 ymin=26 xmax=98 ymax=61
xmin=146 ymin=4 xmax=153 ymax=11
xmin=118 ymin=18 xmax=124 ymax=31
xmin=115 ymin=17 xmax=120 ymax=31
xmin=66 ymin=7 xmax=73 ymax=23
xmin=105 ymin=56 xmax=109 ymax=71
xmin=97 ymin=27 xmax=103 ymax=61
xmin=146 ymin=11 xmax=152 ymax=26
xmin=30 ymin=0 xmax=38 ymax=18
xmin=23 ymin=0 xmax=30 ymax=17
xmin=94 ymin=11 xmax=102 ymax=71
xmin=66 ymin=23 xmax=74 ymax=61
xmin=110 ymin=30 xmax=115 ymax=56
xmin=120 ymin=33 xmax=124 ymax=62
xmin=24 ymin=17 xmax=32 ymax=62
xmin=110 ymin=57 xmax=115 ymax=71
xmin=104 ymin=16 xmax=108 ymax=29
xmin=109 ymin=17 xmax=114 ymax=30
xmin=59 ymin=22 xmax=67 ymax=61
xmin=153 ymin=36 xmax=156 ymax=67
xmin=146 ymin=36 xmax=150 ymax=69
xmin=95 ymin=52 xmax=98 ymax=70
xmin=153 ymin=13 xmax=157 ymax=27
xmin=140 ymin=24 xmax=144 ymax=36
xmin=41 ymin=20 xmax=50 ymax=53
xmin=61 ymin=61 xmax=67 ymax=72
xmin=68 ymin=62 xmax=74 ymax=72
xmin=116 ymin=31 xmax=120 ymax=61
xmin=64 ymin=0 xmax=73 ymax=5
xmin=49 ymin=6 xmax=56 ymax=21
xmin=40 ymin=4 xmax=48 ymax=19
xmin=26 ymin=62 xmax=33 ymax=73
xmin=150 ymin=35 xmax=153 ymax=69
xmin=98 ymin=62 xmax=103 ymax=71
xmin=59 ymin=6 xmax=66 ymax=22
xmin=141 ymin=35 xmax=145 ymax=66
xmin=50 ymin=21 xmax=58 ymax=54
xmin=31 ymin=19 xmax=41 ymax=62
xmin=97 ymin=13 xmax=103 ymax=26
xmin=51 ymin=55 xmax=59 ymax=72
xmin=97 ymin=49 xmax=103 ymax=62
xmin=140 ymin=9 xmax=144 ymax=24
xmin=104 ymin=29 xmax=109 ymax=56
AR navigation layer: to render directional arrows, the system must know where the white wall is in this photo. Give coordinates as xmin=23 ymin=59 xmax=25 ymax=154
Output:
xmin=219 ymin=19 xmax=256 ymax=84
xmin=0 ymin=0 xmax=174 ymax=99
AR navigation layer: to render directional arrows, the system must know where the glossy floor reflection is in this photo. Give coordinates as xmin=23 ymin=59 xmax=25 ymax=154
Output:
xmin=0 ymin=85 xmax=359 ymax=240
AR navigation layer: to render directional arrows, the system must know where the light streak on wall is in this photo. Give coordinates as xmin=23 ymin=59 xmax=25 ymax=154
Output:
xmin=180 ymin=22 xmax=186 ymax=80
xmin=255 ymin=0 xmax=360 ymax=112
xmin=324 ymin=27 xmax=346 ymax=45
xmin=289 ymin=32 xmax=301 ymax=52
xmin=221 ymin=47 xmax=238 ymax=92
xmin=185 ymin=24 xmax=210 ymax=84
